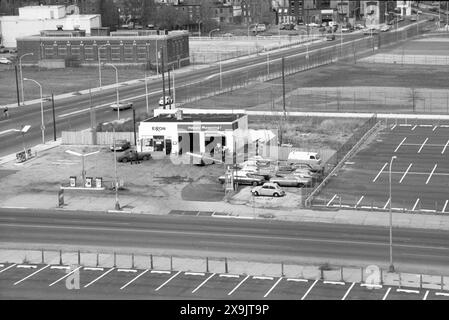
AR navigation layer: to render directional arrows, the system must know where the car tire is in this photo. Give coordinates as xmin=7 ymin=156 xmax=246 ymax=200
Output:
xmin=298 ymin=183 xmax=304 ymax=188
xmin=253 ymin=191 xmax=259 ymax=196
xmin=122 ymin=158 xmax=128 ymax=163
xmin=273 ymin=193 xmax=279 ymax=197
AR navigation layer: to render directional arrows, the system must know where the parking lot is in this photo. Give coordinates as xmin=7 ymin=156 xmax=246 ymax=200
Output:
xmin=315 ymin=121 xmax=449 ymax=213
xmin=1 ymin=263 xmax=448 ymax=300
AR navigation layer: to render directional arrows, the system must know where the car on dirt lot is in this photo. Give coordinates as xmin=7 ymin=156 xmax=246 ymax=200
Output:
xmin=110 ymin=140 xmax=130 ymax=152
xmin=269 ymin=175 xmax=311 ymax=188
xmin=116 ymin=149 xmax=152 ymax=162
xmin=218 ymin=171 xmax=265 ymax=186
xmin=251 ymin=182 xmax=285 ymax=197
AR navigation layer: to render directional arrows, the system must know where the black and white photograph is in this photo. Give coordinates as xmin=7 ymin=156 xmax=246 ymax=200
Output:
xmin=0 ymin=0 xmax=449 ymax=309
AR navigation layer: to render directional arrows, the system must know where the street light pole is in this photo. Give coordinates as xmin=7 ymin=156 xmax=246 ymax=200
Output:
xmin=113 ymin=128 xmax=120 ymax=210
xmin=389 ymin=155 xmax=397 ymax=273
xmin=23 ymin=78 xmax=45 ymax=144
xmin=144 ymin=71 xmax=149 ymax=115
xmin=19 ymin=52 xmax=34 ymax=106
xmin=105 ymin=63 xmax=120 ymax=120
xmin=98 ymin=44 xmax=107 ymax=89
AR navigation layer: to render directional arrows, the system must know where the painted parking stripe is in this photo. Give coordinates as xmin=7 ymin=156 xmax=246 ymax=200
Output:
xmin=84 ymin=268 xmax=115 ymax=288
xmin=192 ymin=273 xmax=216 ymax=294
xmin=0 ymin=264 xmax=17 ymax=274
xmin=301 ymin=279 xmax=319 ymax=300
xmin=47 ymin=266 xmax=81 ymax=287
xmin=436 ymin=292 xmax=449 ymax=297
xmin=228 ymin=275 xmax=250 ymax=296
xmin=423 ymin=290 xmax=429 ymax=300
xmin=399 ymin=124 xmax=411 ymax=127
xmin=287 ymin=278 xmax=308 ymax=282
xmin=354 ymin=196 xmax=364 ymax=208
xmin=120 ymin=269 xmax=149 ymax=290
xmin=50 ymin=265 xmax=70 ymax=270
xmin=373 ymin=162 xmax=388 ymax=182
xmin=17 ymin=264 xmax=37 ymax=269
xmin=155 ymin=271 xmax=181 ymax=291
xmin=327 ymin=194 xmax=337 ymax=207
xmin=391 ymin=124 xmax=397 ymax=130
xmin=264 ymin=277 xmax=283 ymax=298
xmin=151 ymin=270 xmax=171 ymax=274
xmin=253 ymin=276 xmax=274 ymax=280
xmin=399 ymin=163 xmax=413 ymax=184
xmin=426 ymin=164 xmax=437 ymax=185
xmin=419 ymin=124 xmax=433 ymax=127
xmin=382 ymin=287 xmax=391 ymax=300
xmin=219 ymin=274 xmax=240 ymax=278
xmin=442 ymin=140 xmax=449 ymax=154
xmin=441 ymin=125 xmax=449 ymax=128
xmin=433 ymin=126 xmax=438 ymax=132
xmin=394 ymin=137 xmax=407 ymax=153
xmin=323 ymin=281 xmax=345 ymax=285
xmin=443 ymin=200 xmax=448 ymax=213
xmin=417 ymin=138 xmax=428 ymax=153
xmin=341 ymin=282 xmax=356 ymax=300
xmin=185 ymin=272 xmax=205 ymax=276
xmin=361 ymin=283 xmax=382 ymax=289
xmin=383 ymin=198 xmax=391 ymax=210
xmin=397 ymin=288 xmax=420 ymax=294
xmin=412 ymin=198 xmax=420 ymax=212
xmin=84 ymin=267 xmax=104 ymax=271
xmin=411 ymin=125 xmax=417 ymax=131
xmin=15 ymin=265 xmax=51 ymax=286
xmin=117 ymin=268 xmax=137 ymax=273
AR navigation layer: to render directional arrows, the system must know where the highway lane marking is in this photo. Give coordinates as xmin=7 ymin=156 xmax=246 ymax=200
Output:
xmin=155 ymin=271 xmax=182 ymax=291
xmin=185 ymin=272 xmax=205 ymax=276
xmin=397 ymin=288 xmax=420 ymax=294
xmin=418 ymin=138 xmax=429 ymax=153
xmin=0 ymin=129 xmax=21 ymax=136
xmin=436 ymin=292 xmax=449 ymax=297
xmin=228 ymin=275 xmax=250 ymax=296
xmin=341 ymin=282 xmax=356 ymax=300
xmin=423 ymin=290 xmax=429 ymax=300
xmin=373 ymin=162 xmax=388 ymax=182
xmin=442 ymin=140 xmax=449 ymax=154
xmin=382 ymin=287 xmax=391 ymax=300
xmin=14 ymin=265 xmax=50 ymax=286
xmin=117 ymin=268 xmax=137 ymax=273
xmin=0 ymin=263 xmax=17 ymax=274
xmin=120 ymin=269 xmax=149 ymax=290
xmin=151 ymin=270 xmax=171 ymax=274
xmin=192 ymin=273 xmax=216 ymax=294
xmin=354 ymin=196 xmax=364 ymax=208
xmin=399 ymin=163 xmax=413 ymax=184
xmin=84 ymin=267 xmax=115 ymax=288
xmin=84 ymin=267 xmax=104 ymax=271
xmin=287 ymin=278 xmax=308 ymax=282
xmin=219 ymin=274 xmax=240 ymax=278
xmin=323 ymin=281 xmax=345 ymax=285
xmin=443 ymin=200 xmax=448 ymax=213
xmin=411 ymin=125 xmax=417 ymax=131
xmin=263 ymin=277 xmax=283 ymax=298
xmin=383 ymin=198 xmax=391 ymax=210
xmin=301 ymin=279 xmax=319 ymax=300
xmin=426 ymin=164 xmax=437 ymax=184
xmin=253 ymin=276 xmax=274 ymax=280
xmin=48 ymin=266 xmax=82 ymax=287
xmin=17 ymin=264 xmax=37 ymax=269
xmin=412 ymin=198 xmax=420 ymax=211
xmin=327 ymin=194 xmax=338 ymax=207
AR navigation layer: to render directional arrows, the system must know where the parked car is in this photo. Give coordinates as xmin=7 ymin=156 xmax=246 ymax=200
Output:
xmin=290 ymin=162 xmax=324 ymax=174
xmin=410 ymin=16 xmax=417 ymax=21
xmin=270 ymin=175 xmax=311 ymax=188
xmin=354 ymin=24 xmax=364 ymax=30
xmin=381 ymin=25 xmax=391 ymax=32
xmin=223 ymin=33 xmax=233 ymax=37
xmin=110 ymin=102 xmax=133 ymax=111
xmin=251 ymin=182 xmax=285 ymax=197
xmin=326 ymin=34 xmax=336 ymax=41
xmin=341 ymin=27 xmax=351 ymax=33
xmin=0 ymin=57 xmax=12 ymax=64
xmin=0 ymin=47 xmax=8 ymax=53
xmin=117 ymin=150 xmax=152 ymax=162
xmin=307 ymin=22 xmax=319 ymax=28
xmin=110 ymin=140 xmax=131 ymax=152
xmin=428 ymin=16 xmax=435 ymax=21
xmin=218 ymin=171 xmax=265 ymax=186
xmin=159 ymin=95 xmax=174 ymax=107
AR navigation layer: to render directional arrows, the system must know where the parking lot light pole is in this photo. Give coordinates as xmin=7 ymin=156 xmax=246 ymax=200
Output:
xmin=105 ymin=63 xmax=120 ymax=120
xmin=19 ymin=52 xmax=34 ymax=106
xmin=389 ymin=155 xmax=397 ymax=273
xmin=23 ymin=77 xmax=45 ymax=144
xmin=113 ymin=128 xmax=120 ymax=210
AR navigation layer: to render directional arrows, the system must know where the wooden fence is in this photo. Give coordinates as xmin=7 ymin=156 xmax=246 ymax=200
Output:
xmin=62 ymin=130 xmax=135 ymax=146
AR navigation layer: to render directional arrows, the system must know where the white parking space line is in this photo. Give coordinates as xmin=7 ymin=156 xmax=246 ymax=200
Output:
xmin=155 ymin=271 xmax=181 ymax=291
xmin=391 ymin=124 xmax=397 ymax=130
xmin=399 ymin=124 xmax=412 ymax=127
xmin=443 ymin=200 xmax=448 ymax=213
xmin=411 ymin=125 xmax=417 ymax=131
xmin=120 ymin=269 xmax=149 ymax=290
xmin=423 ymin=290 xmax=429 ymax=300
xmin=151 ymin=270 xmax=171 ymax=274
xmin=84 ymin=268 xmax=115 ymax=288
xmin=0 ymin=263 xmax=17 ymax=274
xmin=441 ymin=125 xmax=449 ymax=128
xmin=394 ymin=138 xmax=407 ymax=153
xmin=341 ymin=282 xmax=356 ymax=300
xmin=228 ymin=275 xmax=250 ymax=296
xmin=399 ymin=163 xmax=413 ymax=184
xmin=253 ymin=276 xmax=274 ymax=280
xmin=327 ymin=194 xmax=337 ymax=207
xmin=84 ymin=267 xmax=104 ymax=271
xmin=17 ymin=264 xmax=37 ymax=269
xmin=50 ymin=265 xmax=70 ymax=270
xmin=301 ymin=279 xmax=319 ymax=300
xmin=442 ymin=140 xmax=449 ymax=155
xmin=360 ymin=283 xmax=382 ymax=289
xmin=412 ymin=198 xmax=420 ymax=211
xmin=287 ymin=278 xmax=308 ymax=282
xmin=192 ymin=273 xmax=216 ymax=294
xmin=426 ymin=164 xmax=437 ymax=185
xmin=264 ymin=277 xmax=283 ymax=298
xmin=419 ymin=124 xmax=433 ymax=127
xmin=13 ymin=265 xmax=50 ymax=286
xmin=382 ymin=287 xmax=391 ymax=300
xmin=117 ymin=268 xmax=137 ymax=273
xmin=219 ymin=274 xmax=240 ymax=278
xmin=433 ymin=126 xmax=438 ymax=132
xmin=47 ymin=266 xmax=81 ymax=287
xmin=418 ymin=138 xmax=429 ymax=153
xmin=436 ymin=292 xmax=449 ymax=297
xmin=354 ymin=196 xmax=364 ymax=208
xmin=373 ymin=163 xmax=388 ymax=182
xmin=383 ymin=198 xmax=391 ymax=210
xmin=185 ymin=272 xmax=205 ymax=276
xmin=397 ymin=289 xmax=420 ymax=294
xmin=323 ymin=281 xmax=345 ymax=285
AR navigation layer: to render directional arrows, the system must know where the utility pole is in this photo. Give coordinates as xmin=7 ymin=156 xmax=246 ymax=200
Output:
xmin=132 ymin=108 xmax=137 ymax=147
xmin=51 ymin=93 xmax=56 ymax=141
xmin=113 ymin=128 xmax=120 ymax=211
xmin=14 ymin=65 xmax=20 ymax=107
xmin=168 ymin=67 xmax=171 ymax=96
xmin=161 ymin=47 xmax=166 ymax=109
xmin=282 ymin=57 xmax=286 ymax=117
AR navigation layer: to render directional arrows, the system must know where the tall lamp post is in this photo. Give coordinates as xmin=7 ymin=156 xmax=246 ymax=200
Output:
xmin=19 ymin=52 xmax=34 ymax=106
xmin=97 ymin=44 xmax=108 ymax=89
xmin=105 ymin=63 xmax=120 ymax=120
xmin=209 ymin=28 xmax=220 ymax=38
xmin=389 ymin=155 xmax=397 ymax=273
xmin=23 ymin=77 xmax=45 ymax=144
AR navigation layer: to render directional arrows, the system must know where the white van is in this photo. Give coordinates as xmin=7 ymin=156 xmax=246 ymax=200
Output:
xmin=287 ymin=151 xmax=322 ymax=166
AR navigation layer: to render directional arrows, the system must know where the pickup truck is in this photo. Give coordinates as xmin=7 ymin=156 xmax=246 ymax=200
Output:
xmin=117 ymin=149 xmax=152 ymax=162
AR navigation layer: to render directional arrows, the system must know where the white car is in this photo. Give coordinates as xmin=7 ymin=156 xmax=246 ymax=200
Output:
xmin=110 ymin=102 xmax=133 ymax=111
xmin=251 ymin=182 xmax=285 ymax=197
xmin=381 ymin=25 xmax=391 ymax=32
xmin=159 ymin=96 xmax=174 ymax=106
xmin=0 ymin=57 xmax=12 ymax=64
xmin=307 ymin=23 xmax=319 ymax=28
